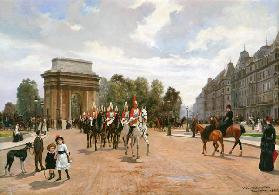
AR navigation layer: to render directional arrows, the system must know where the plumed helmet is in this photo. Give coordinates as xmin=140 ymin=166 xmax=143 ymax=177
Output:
xmin=124 ymin=101 xmax=128 ymax=110
xmin=115 ymin=106 xmax=118 ymax=112
xmin=133 ymin=96 xmax=138 ymax=107
xmin=109 ymin=102 xmax=113 ymax=110
xmin=92 ymin=102 xmax=97 ymax=110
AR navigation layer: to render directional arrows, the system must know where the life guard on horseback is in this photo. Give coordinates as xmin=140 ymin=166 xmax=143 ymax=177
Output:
xmin=121 ymin=102 xmax=129 ymax=125
xmin=128 ymin=96 xmax=141 ymax=138
xmin=106 ymin=102 xmax=115 ymax=126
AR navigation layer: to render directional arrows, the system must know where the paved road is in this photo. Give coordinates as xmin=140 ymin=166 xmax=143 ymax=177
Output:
xmin=0 ymin=128 xmax=279 ymax=195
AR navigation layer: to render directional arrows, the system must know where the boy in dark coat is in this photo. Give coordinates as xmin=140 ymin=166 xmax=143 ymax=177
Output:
xmin=33 ymin=131 xmax=45 ymax=172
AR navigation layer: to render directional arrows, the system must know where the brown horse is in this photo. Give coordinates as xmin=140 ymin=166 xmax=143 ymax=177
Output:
xmin=214 ymin=117 xmax=246 ymax=156
xmin=192 ymin=119 xmax=224 ymax=157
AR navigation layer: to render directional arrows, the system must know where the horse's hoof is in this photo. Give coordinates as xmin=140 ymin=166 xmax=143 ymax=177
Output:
xmin=136 ymin=156 xmax=140 ymax=159
xmin=125 ymin=152 xmax=127 ymax=155
xmin=229 ymin=150 xmax=232 ymax=154
xmin=239 ymin=152 xmax=242 ymax=157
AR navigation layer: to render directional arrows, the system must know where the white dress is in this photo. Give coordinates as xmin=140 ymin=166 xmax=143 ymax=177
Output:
xmin=56 ymin=144 xmax=70 ymax=170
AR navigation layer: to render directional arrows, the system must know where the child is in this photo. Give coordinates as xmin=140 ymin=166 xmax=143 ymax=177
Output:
xmin=45 ymin=143 xmax=56 ymax=180
xmin=55 ymin=135 xmax=70 ymax=181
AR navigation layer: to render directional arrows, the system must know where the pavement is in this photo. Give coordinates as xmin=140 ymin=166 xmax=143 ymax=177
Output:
xmin=1 ymin=128 xmax=279 ymax=195
xmin=0 ymin=133 xmax=47 ymax=151
xmin=171 ymin=129 xmax=279 ymax=150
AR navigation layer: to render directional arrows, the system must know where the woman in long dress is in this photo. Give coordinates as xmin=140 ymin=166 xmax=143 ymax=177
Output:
xmin=55 ymin=136 xmax=70 ymax=181
xmin=259 ymin=116 xmax=276 ymax=172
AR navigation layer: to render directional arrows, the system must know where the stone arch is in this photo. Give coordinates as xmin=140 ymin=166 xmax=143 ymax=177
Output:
xmin=41 ymin=58 xmax=100 ymax=129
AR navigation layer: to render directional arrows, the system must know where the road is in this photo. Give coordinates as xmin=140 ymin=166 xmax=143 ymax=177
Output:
xmin=0 ymin=128 xmax=279 ymax=195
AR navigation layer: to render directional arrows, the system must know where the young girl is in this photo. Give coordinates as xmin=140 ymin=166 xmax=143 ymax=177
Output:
xmin=45 ymin=143 xmax=56 ymax=180
xmin=55 ymin=135 xmax=70 ymax=181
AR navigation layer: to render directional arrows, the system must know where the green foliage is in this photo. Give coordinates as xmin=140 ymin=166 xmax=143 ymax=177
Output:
xmin=99 ymin=74 xmax=182 ymax=123
xmin=99 ymin=77 xmax=109 ymax=106
xmin=16 ymin=78 xmax=40 ymax=119
xmin=163 ymin=87 xmax=182 ymax=120
xmin=3 ymin=102 xmax=16 ymax=116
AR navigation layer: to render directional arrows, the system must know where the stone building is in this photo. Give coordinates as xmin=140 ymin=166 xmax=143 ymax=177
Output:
xmin=194 ymin=32 xmax=279 ymax=121
xmin=41 ymin=58 xmax=100 ymax=129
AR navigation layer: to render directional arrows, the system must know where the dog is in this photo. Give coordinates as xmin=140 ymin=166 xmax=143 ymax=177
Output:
xmin=5 ymin=142 xmax=33 ymax=175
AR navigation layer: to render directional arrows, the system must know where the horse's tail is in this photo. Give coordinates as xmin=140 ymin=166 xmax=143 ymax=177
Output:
xmin=240 ymin=125 xmax=246 ymax=134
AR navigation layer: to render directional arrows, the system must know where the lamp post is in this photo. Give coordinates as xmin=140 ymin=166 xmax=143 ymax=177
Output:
xmin=34 ymin=96 xmax=39 ymax=132
xmin=186 ymin=106 xmax=189 ymax=132
xmin=167 ymin=100 xmax=171 ymax=136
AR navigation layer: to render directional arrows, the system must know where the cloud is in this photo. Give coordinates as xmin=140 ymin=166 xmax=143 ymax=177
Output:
xmin=0 ymin=0 xmax=278 ymax=111
xmin=130 ymin=0 xmax=183 ymax=47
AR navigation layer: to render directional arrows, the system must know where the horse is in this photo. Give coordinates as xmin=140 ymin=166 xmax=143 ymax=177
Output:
xmin=214 ymin=117 xmax=246 ymax=156
xmin=87 ymin=117 xmax=99 ymax=150
xmin=111 ymin=113 xmax=122 ymax=149
xmin=192 ymin=118 xmax=224 ymax=157
xmin=122 ymin=108 xmax=149 ymax=159
xmin=178 ymin=116 xmax=186 ymax=128
xmin=99 ymin=112 xmax=108 ymax=148
xmin=105 ymin=115 xmax=117 ymax=148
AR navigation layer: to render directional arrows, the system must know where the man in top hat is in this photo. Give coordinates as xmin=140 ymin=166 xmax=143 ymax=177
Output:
xmin=121 ymin=102 xmax=129 ymax=125
xmin=106 ymin=102 xmax=115 ymax=126
xmin=220 ymin=104 xmax=233 ymax=136
xmin=128 ymin=96 xmax=141 ymax=137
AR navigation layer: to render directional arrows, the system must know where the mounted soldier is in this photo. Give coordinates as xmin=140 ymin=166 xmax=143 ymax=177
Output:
xmin=121 ymin=102 xmax=129 ymax=126
xmin=128 ymin=96 xmax=141 ymax=138
xmin=92 ymin=102 xmax=98 ymax=120
xmin=106 ymin=102 xmax=115 ymax=126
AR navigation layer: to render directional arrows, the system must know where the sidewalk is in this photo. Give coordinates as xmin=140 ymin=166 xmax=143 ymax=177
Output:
xmin=0 ymin=133 xmax=47 ymax=151
xmin=171 ymin=130 xmax=279 ymax=150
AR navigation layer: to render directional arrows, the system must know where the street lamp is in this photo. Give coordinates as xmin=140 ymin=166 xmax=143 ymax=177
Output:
xmin=166 ymin=100 xmax=171 ymax=136
xmin=34 ymin=96 xmax=39 ymax=132
xmin=186 ymin=106 xmax=189 ymax=132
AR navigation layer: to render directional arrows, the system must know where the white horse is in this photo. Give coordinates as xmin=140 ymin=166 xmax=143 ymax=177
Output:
xmin=122 ymin=108 xmax=149 ymax=159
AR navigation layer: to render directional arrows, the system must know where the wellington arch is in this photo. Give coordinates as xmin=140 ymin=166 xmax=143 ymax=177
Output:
xmin=41 ymin=58 xmax=100 ymax=129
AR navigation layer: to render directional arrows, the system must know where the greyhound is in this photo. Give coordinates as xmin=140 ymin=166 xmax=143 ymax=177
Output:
xmin=5 ymin=142 xmax=33 ymax=175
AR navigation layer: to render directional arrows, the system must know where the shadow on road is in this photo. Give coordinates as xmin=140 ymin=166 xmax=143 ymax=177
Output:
xmin=29 ymin=180 xmax=65 ymax=190
xmin=15 ymin=171 xmax=36 ymax=180
xmin=230 ymin=154 xmax=259 ymax=160
xmin=120 ymin=156 xmax=143 ymax=164
xmin=78 ymin=149 xmax=96 ymax=155
xmin=0 ymin=174 xmax=13 ymax=178
xmin=267 ymin=170 xmax=279 ymax=176
xmin=207 ymin=155 xmax=235 ymax=161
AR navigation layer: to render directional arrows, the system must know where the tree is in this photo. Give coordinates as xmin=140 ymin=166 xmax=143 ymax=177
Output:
xmin=16 ymin=78 xmax=40 ymax=119
xmin=147 ymin=79 xmax=164 ymax=121
xmin=3 ymin=102 xmax=16 ymax=117
xmin=163 ymin=87 xmax=182 ymax=121
xmin=134 ymin=77 xmax=149 ymax=107
xmin=98 ymin=77 xmax=109 ymax=107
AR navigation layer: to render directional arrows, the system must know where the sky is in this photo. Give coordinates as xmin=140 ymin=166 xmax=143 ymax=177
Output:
xmin=0 ymin=0 xmax=278 ymax=111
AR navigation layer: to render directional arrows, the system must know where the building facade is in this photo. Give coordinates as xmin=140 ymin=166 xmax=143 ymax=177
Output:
xmin=193 ymin=32 xmax=279 ymax=121
xmin=41 ymin=58 xmax=100 ymax=128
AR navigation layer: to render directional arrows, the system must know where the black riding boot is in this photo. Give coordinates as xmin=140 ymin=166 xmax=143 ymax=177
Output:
xmin=56 ymin=170 xmax=61 ymax=181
